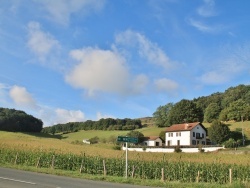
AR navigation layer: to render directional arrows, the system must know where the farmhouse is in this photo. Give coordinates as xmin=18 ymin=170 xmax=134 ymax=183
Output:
xmin=143 ymin=136 xmax=163 ymax=146
xmin=165 ymin=122 xmax=207 ymax=146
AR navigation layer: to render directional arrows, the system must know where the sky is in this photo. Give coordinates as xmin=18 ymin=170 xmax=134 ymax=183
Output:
xmin=0 ymin=0 xmax=250 ymax=127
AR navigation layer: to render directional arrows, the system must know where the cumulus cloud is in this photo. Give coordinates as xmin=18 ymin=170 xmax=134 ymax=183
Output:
xmin=54 ymin=108 xmax=85 ymax=124
xmin=197 ymin=0 xmax=217 ymax=17
xmin=154 ymin=78 xmax=178 ymax=93
xmin=36 ymin=0 xmax=105 ymax=25
xmin=96 ymin=112 xmax=115 ymax=120
xmin=9 ymin=85 xmax=37 ymax=108
xmin=115 ymin=30 xmax=174 ymax=70
xmin=66 ymin=47 xmax=147 ymax=96
xmin=27 ymin=21 xmax=60 ymax=61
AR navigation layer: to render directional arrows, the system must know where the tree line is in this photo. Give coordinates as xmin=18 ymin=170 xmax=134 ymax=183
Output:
xmin=153 ymin=84 xmax=250 ymax=127
xmin=42 ymin=118 xmax=142 ymax=134
xmin=0 ymin=108 xmax=43 ymax=132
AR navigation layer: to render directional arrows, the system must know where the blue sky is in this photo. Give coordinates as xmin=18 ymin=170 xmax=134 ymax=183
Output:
xmin=0 ymin=0 xmax=250 ymax=126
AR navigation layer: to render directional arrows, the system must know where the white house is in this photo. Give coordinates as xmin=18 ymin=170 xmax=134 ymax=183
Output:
xmin=165 ymin=122 xmax=207 ymax=146
xmin=143 ymin=136 xmax=163 ymax=147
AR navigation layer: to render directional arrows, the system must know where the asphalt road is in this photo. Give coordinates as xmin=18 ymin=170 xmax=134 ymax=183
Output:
xmin=0 ymin=167 xmax=154 ymax=188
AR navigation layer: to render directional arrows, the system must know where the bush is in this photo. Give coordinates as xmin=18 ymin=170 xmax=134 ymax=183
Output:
xmin=174 ymin=146 xmax=182 ymax=153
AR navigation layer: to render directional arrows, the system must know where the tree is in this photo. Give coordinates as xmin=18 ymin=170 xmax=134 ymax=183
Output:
xmin=208 ymin=120 xmax=230 ymax=144
xmin=126 ymin=130 xmax=144 ymax=143
xmin=168 ymin=100 xmax=203 ymax=125
xmin=204 ymin=103 xmax=221 ymax=123
xmin=153 ymin=103 xmax=173 ymax=127
xmin=159 ymin=131 xmax=166 ymax=142
xmin=219 ymin=99 xmax=248 ymax=121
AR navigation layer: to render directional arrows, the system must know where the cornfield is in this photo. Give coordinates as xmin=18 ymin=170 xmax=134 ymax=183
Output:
xmin=0 ymin=148 xmax=249 ymax=184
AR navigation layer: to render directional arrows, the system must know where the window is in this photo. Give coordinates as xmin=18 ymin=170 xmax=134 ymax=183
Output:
xmin=202 ymin=133 xmax=204 ymax=138
xmin=202 ymin=141 xmax=205 ymax=145
xmin=168 ymin=133 xmax=174 ymax=137
xmin=193 ymin=132 xmax=195 ymax=137
xmin=176 ymin=132 xmax=181 ymax=137
xmin=192 ymin=140 xmax=196 ymax=145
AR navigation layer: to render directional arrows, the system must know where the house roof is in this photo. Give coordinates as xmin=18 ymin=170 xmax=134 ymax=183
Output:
xmin=165 ymin=122 xmax=207 ymax=133
xmin=143 ymin=136 xmax=162 ymax=141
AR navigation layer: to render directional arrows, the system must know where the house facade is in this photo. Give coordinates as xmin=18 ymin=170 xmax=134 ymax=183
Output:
xmin=165 ymin=122 xmax=207 ymax=146
xmin=143 ymin=136 xmax=163 ymax=147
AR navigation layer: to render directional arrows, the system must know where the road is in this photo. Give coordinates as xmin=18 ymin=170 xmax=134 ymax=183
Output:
xmin=0 ymin=167 xmax=154 ymax=188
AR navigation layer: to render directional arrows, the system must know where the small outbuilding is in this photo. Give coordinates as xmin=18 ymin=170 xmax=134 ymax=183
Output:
xmin=143 ymin=136 xmax=163 ymax=147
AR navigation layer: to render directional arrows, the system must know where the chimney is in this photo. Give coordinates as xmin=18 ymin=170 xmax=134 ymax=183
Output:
xmin=185 ymin=123 xmax=189 ymax=129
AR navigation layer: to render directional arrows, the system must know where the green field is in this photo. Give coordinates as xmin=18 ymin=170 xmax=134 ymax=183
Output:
xmin=1 ymin=121 xmax=250 ymax=187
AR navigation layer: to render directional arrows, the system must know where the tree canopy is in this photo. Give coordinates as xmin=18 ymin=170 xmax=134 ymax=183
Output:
xmin=42 ymin=118 xmax=142 ymax=134
xmin=208 ymin=120 xmax=231 ymax=144
xmin=153 ymin=84 xmax=250 ymax=126
xmin=0 ymin=108 xmax=43 ymax=132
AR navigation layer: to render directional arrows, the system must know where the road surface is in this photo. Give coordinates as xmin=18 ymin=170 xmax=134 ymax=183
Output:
xmin=0 ymin=167 xmax=154 ymax=188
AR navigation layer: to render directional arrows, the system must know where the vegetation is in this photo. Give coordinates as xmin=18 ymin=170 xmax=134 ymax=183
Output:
xmin=42 ymin=118 xmax=142 ymax=134
xmin=208 ymin=120 xmax=231 ymax=144
xmin=0 ymin=108 xmax=43 ymax=132
xmin=153 ymin=84 xmax=250 ymax=127
xmin=0 ymin=148 xmax=249 ymax=184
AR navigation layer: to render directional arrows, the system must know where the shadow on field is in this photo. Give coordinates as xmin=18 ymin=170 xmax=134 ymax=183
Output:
xmin=24 ymin=132 xmax=63 ymax=139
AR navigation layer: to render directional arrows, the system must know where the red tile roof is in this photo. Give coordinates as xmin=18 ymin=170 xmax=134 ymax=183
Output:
xmin=143 ymin=136 xmax=161 ymax=141
xmin=165 ymin=122 xmax=205 ymax=132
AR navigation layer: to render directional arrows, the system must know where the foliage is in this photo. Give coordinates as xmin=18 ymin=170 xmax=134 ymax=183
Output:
xmin=0 ymin=108 xmax=43 ymax=132
xmin=168 ymin=99 xmax=203 ymax=125
xmin=159 ymin=131 xmax=166 ymax=142
xmin=153 ymin=84 xmax=250 ymax=126
xmin=208 ymin=120 xmax=231 ymax=144
xmin=42 ymin=118 xmax=142 ymax=134
xmin=223 ymin=138 xmax=238 ymax=148
xmin=204 ymin=103 xmax=221 ymax=123
xmin=153 ymin=103 xmax=173 ymax=127
xmin=126 ymin=130 xmax=144 ymax=143
xmin=174 ymin=146 xmax=182 ymax=153
xmin=89 ymin=136 xmax=99 ymax=144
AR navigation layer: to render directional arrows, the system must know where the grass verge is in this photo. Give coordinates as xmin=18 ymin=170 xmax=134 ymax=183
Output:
xmin=0 ymin=163 xmax=249 ymax=188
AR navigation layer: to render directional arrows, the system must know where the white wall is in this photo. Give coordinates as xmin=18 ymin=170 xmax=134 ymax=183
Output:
xmin=122 ymin=146 xmax=224 ymax=153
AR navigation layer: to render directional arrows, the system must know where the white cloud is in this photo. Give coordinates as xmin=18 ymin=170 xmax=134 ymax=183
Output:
xmin=9 ymin=85 xmax=37 ymax=108
xmin=115 ymin=30 xmax=174 ymax=70
xmin=27 ymin=21 xmax=60 ymax=61
xmin=188 ymin=18 xmax=214 ymax=33
xmin=154 ymin=78 xmax=178 ymax=93
xmin=36 ymin=0 xmax=105 ymax=25
xmin=54 ymin=108 xmax=85 ymax=124
xmin=96 ymin=112 xmax=115 ymax=120
xmin=197 ymin=0 xmax=217 ymax=17
xmin=66 ymin=47 xmax=138 ymax=96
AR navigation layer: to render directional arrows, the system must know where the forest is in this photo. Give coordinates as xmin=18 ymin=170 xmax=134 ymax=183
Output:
xmin=0 ymin=108 xmax=43 ymax=132
xmin=42 ymin=118 xmax=142 ymax=134
xmin=153 ymin=84 xmax=250 ymax=127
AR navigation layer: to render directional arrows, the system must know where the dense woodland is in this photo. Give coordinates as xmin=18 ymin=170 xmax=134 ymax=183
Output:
xmin=153 ymin=84 xmax=250 ymax=127
xmin=0 ymin=108 xmax=43 ymax=132
xmin=42 ymin=118 xmax=142 ymax=134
